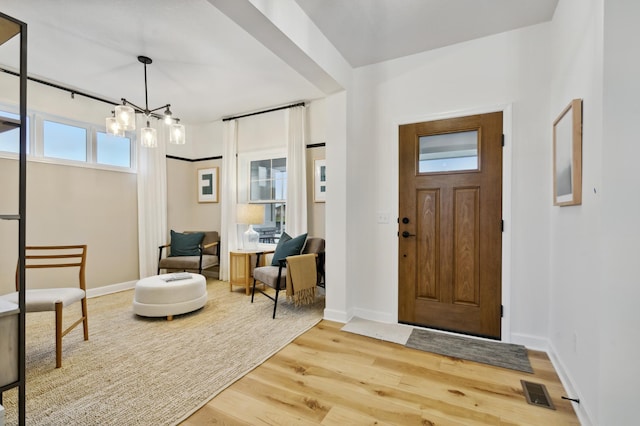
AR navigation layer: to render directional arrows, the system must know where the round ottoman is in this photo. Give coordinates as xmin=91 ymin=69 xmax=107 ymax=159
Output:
xmin=133 ymin=273 xmax=207 ymax=320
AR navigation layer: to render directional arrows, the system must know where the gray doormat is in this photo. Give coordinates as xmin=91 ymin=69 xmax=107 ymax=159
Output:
xmin=406 ymin=328 xmax=533 ymax=373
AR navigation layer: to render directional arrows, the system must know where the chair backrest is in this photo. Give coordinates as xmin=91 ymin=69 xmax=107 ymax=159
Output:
xmin=16 ymin=245 xmax=87 ymax=291
xmin=184 ymin=231 xmax=220 ymax=256
xmin=302 ymin=237 xmax=325 ymax=255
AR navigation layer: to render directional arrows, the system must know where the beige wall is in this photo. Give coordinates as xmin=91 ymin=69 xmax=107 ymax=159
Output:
xmin=166 ymin=157 xmax=222 ymax=236
xmin=0 ymin=159 xmax=139 ymax=293
xmin=306 ymin=145 xmax=325 ymax=238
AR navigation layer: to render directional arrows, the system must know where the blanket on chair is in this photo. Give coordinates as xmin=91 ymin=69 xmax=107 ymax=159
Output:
xmin=286 ymin=254 xmax=317 ymax=306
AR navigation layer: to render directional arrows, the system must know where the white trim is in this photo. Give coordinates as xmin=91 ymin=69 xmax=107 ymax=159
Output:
xmin=352 ymin=307 xmax=396 ymax=324
xmin=86 ymin=280 xmax=137 ymax=298
xmin=511 ymin=332 xmax=548 ymax=352
xmin=322 ymin=308 xmax=350 ymax=323
xmin=547 ymin=341 xmax=595 ymax=426
xmin=393 ymin=103 xmax=513 ymax=342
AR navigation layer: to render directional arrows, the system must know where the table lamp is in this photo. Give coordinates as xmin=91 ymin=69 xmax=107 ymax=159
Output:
xmin=237 ymin=204 xmax=265 ymax=250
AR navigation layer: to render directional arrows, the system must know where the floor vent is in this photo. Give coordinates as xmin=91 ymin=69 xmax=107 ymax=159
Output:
xmin=521 ymin=380 xmax=555 ymax=410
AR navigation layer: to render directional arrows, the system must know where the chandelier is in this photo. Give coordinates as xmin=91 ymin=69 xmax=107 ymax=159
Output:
xmin=106 ymin=55 xmax=185 ymax=147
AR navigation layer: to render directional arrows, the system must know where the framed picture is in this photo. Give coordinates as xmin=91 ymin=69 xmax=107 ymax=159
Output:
xmin=553 ymin=99 xmax=582 ymax=206
xmin=197 ymin=167 xmax=218 ymax=203
xmin=314 ymin=159 xmax=326 ymax=203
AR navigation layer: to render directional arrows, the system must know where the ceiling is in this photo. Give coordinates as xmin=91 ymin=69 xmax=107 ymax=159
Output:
xmin=0 ymin=0 xmax=558 ymax=124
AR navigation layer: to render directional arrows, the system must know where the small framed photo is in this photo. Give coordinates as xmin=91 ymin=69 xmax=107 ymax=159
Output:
xmin=314 ymin=159 xmax=326 ymax=203
xmin=553 ymin=99 xmax=582 ymax=206
xmin=197 ymin=167 xmax=219 ymax=203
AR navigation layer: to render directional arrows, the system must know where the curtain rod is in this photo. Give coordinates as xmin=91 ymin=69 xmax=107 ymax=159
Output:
xmin=222 ymin=101 xmax=305 ymax=122
xmin=0 ymin=66 xmax=118 ymax=107
xmin=1 ymin=66 xmax=165 ymax=120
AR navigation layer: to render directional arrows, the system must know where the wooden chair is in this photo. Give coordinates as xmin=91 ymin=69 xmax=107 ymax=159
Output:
xmin=157 ymin=231 xmax=220 ymax=277
xmin=251 ymin=237 xmax=325 ymax=318
xmin=0 ymin=245 xmax=89 ymax=368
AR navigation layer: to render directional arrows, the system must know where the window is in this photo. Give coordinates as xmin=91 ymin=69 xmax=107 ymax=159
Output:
xmin=418 ymin=130 xmax=478 ymax=173
xmin=249 ymin=157 xmax=287 ymax=238
xmin=96 ymin=131 xmax=131 ymax=168
xmin=43 ymin=120 xmax=87 ymax=162
xmin=250 ymin=157 xmax=286 ymax=202
xmin=0 ymin=110 xmax=29 ymax=154
xmin=0 ymin=104 xmax=136 ymax=172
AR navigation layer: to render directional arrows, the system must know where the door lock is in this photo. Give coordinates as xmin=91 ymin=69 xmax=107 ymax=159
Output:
xmin=402 ymin=231 xmax=416 ymax=238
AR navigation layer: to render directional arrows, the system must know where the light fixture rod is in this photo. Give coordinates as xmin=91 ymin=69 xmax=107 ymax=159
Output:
xmin=141 ymin=55 xmax=150 ymax=115
xmin=118 ymin=55 xmax=179 ymax=121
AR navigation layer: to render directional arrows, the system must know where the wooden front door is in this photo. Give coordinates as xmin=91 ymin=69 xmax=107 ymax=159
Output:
xmin=398 ymin=112 xmax=503 ymax=339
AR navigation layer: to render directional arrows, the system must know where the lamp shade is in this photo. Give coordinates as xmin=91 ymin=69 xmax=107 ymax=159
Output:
xmin=170 ymin=122 xmax=186 ymax=145
xmin=105 ymin=116 xmax=124 ymax=137
xmin=115 ymin=104 xmax=136 ymax=130
xmin=237 ymin=204 xmax=265 ymax=225
xmin=140 ymin=125 xmax=157 ymax=148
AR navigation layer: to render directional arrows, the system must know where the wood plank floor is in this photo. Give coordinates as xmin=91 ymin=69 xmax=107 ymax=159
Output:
xmin=182 ymin=320 xmax=579 ymax=425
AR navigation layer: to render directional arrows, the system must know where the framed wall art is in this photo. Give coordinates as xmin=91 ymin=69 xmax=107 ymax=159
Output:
xmin=553 ymin=99 xmax=582 ymax=206
xmin=197 ymin=167 xmax=219 ymax=203
xmin=314 ymin=159 xmax=326 ymax=203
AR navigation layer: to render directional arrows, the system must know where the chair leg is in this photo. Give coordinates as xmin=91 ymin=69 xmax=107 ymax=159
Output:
xmin=251 ymin=278 xmax=257 ymax=303
xmin=272 ymin=289 xmax=279 ymax=319
xmin=81 ymin=297 xmax=89 ymax=341
xmin=55 ymin=302 xmax=63 ymax=368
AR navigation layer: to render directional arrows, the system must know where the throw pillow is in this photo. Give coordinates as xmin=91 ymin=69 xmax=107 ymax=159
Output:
xmin=169 ymin=230 xmax=204 ymax=257
xmin=268 ymin=232 xmax=292 ymax=265
xmin=271 ymin=232 xmax=307 ymax=266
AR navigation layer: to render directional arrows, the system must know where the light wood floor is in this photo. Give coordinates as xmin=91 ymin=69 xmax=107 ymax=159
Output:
xmin=182 ymin=320 xmax=579 ymax=425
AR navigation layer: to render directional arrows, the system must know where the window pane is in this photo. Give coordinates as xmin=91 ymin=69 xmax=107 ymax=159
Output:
xmin=96 ymin=132 xmax=131 ymax=167
xmin=250 ymin=159 xmax=271 ymax=180
xmin=43 ymin=120 xmax=86 ymax=161
xmin=0 ymin=111 xmax=29 ymax=154
xmin=418 ymin=130 xmax=478 ymax=173
xmin=251 ymin=180 xmax=273 ymax=201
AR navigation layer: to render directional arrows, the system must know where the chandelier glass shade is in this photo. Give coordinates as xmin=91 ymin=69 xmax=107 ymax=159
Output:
xmin=106 ymin=55 xmax=185 ymax=147
xmin=105 ymin=115 xmax=124 ymax=137
xmin=170 ymin=121 xmax=186 ymax=145
xmin=140 ymin=122 xmax=157 ymax=148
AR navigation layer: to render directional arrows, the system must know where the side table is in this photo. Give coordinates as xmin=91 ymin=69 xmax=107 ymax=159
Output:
xmin=229 ymin=249 xmax=273 ymax=295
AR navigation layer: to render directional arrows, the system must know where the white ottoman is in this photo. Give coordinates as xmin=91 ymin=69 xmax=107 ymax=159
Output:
xmin=133 ymin=273 xmax=207 ymax=320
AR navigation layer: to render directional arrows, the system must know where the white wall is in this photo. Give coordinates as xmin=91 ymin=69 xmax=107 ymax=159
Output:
xmin=599 ymin=1 xmax=640 ymax=424
xmin=345 ymin=24 xmax=553 ymax=338
xmin=548 ymin=0 xmax=603 ymax=423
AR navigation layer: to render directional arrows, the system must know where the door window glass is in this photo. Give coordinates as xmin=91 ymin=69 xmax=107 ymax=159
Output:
xmin=418 ymin=130 xmax=478 ymax=173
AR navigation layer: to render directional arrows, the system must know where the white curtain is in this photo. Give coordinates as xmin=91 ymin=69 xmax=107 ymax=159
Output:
xmin=285 ymin=105 xmax=308 ymax=236
xmin=137 ymin=116 xmax=168 ymax=278
xmin=220 ymin=119 xmax=238 ymax=281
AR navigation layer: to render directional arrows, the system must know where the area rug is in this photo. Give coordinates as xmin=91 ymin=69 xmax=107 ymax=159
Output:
xmin=406 ymin=328 xmax=533 ymax=373
xmin=341 ymin=317 xmax=532 ymax=373
xmin=2 ymin=279 xmax=324 ymax=425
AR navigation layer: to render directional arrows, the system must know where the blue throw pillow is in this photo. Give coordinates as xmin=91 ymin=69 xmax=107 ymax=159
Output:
xmin=271 ymin=233 xmax=307 ymax=266
xmin=169 ymin=230 xmax=204 ymax=256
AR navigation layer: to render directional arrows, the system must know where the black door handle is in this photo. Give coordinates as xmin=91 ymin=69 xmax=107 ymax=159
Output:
xmin=402 ymin=231 xmax=416 ymax=238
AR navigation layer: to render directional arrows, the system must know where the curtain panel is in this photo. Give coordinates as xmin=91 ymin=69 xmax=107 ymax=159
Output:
xmin=136 ymin=117 xmax=168 ymax=278
xmin=285 ymin=105 xmax=308 ymax=236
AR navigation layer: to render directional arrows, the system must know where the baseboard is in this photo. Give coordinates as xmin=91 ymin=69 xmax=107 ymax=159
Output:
xmin=86 ymin=280 xmax=137 ymax=298
xmin=547 ymin=341 xmax=594 ymax=426
xmin=352 ymin=307 xmax=396 ymax=324
xmin=510 ymin=332 xmax=549 ymax=351
xmin=323 ymin=308 xmax=349 ymax=323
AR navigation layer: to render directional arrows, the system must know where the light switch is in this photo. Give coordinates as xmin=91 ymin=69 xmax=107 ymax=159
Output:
xmin=377 ymin=211 xmax=390 ymax=224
